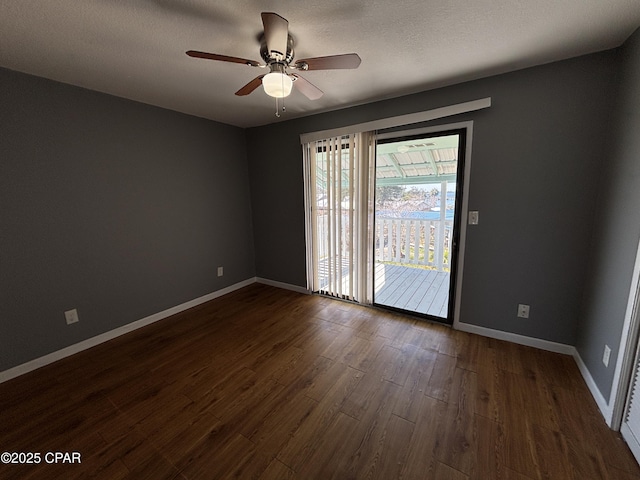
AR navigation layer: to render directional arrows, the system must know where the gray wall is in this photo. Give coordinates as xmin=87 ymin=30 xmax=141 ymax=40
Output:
xmin=247 ymin=50 xmax=620 ymax=346
xmin=0 ymin=68 xmax=255 ymax=371
xmin=577 ymin=28 xmax=640 ymax=400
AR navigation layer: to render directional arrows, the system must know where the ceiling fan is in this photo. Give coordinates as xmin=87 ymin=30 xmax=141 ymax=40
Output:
xmin=186 ymin=12 xmax=361 ymax=101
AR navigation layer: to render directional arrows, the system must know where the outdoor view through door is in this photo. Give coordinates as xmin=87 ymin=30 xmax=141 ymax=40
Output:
xmin=374 ymin=131 xmax=465 ymax=322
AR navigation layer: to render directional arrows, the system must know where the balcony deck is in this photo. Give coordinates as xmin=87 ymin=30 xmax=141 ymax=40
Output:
xmin=374 ymin=262 xmax=450 ymax=318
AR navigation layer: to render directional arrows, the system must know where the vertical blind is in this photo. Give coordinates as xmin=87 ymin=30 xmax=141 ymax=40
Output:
xmin=303 ymin=132 xmax=376 ymax=304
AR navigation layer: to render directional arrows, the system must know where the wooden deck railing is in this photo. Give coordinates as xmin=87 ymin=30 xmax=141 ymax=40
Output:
xmin=314 ymin=213 xmax=453 ymax=275
xmin=374 ymin=216 xmax=452 ymax=271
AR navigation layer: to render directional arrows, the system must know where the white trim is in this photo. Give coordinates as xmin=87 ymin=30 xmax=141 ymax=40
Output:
xmin=609 ymin=235 xmax=640 ymax=429
xmin=299 ymin=98 xmax=491 ymax=144
xmin=256 ymin=277 xmax=310 ymax=295
xmin=0 ymin=278 xmax=256 ymax=384
xmin=454 ymin=321 xmax=575 ymax=355
xmin=574 ymin=348 xmax=613 ymax=423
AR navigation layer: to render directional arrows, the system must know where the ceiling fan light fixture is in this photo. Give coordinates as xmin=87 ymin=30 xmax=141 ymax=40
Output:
xmin=186 ymin=12 xmax=361 ymax=103
xmin=262 ymin=71 xmax=293 ymax=98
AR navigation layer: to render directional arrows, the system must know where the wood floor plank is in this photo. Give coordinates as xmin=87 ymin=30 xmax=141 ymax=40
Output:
xmin=607 ymin=465 xmax=640 ymax=480
xmin=257 ymin=458 xmax=296 ymax=480
xmin=245 ymin=391 xmax=318 ymax=457
xmin=392 ymin=346 xmax=437 ymax=422
xmin=68 ymin=458 xmax=130 ymax=480
xmin=434 ymin=393 xmax=477 ymax=475
xmin=565 ymin=433 xmax=611 ymax=480
xmin=475 ymin=346 xmax=502 ymax=423
xmin=434 ymin=461 xmax=469 ymax=480
xmin=350 ymin=309 xmax=385 ymax=341
xmin=146 ymin=412 xmax=222 ymax=466
xmin=473 ymin=414 xmax=505 ymax=480
xmin=499 ymin=371 xmax=540 ymax=476
xmin=531 ymin=423 xmax=573 ymax=480
xmin=371 ymin=413 xmax=415 ymax=479
xmin=400 ymin=394 xmax=448 ymax=479
xmin=339 ymin=372 xmax=401 ymax=421
xmin=293 ymin=412 xmax=361 ymax=479
xmin=179 ymin=432 xmax=268 ymax=480
xmin=277 ymin=364 xmax=362 ymax=470
xmin=425 ymin=352 xmax=458 ymax=401
xmin=303 ymin=357 xmax=360 ymax=402
xmin=453 ymin=329 xmax=484 ymax=372
xmin=502 ymin=467 xmax=537 ymax=480
xmin=597 ymin=426 xmax=640 ymax=475
xmin=347 ymin=413 xmax=415 ymax=480
xmin=1 ymin=284 xmax=639 ymax=480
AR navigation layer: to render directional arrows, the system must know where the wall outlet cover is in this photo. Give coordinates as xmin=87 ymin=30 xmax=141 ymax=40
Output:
xmin=65 ymin=309 xmax=79 ymax=325
xmin=517 ymin=304 xmax=530 ymax=319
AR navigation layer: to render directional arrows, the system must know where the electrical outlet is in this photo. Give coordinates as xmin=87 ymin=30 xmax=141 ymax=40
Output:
xmin=217 ymin=266 xmax=223 ymax=277
xmin=65 ymin=308 xmax=79 ymax=325
xmin=603 ymin=345 xmax=611 ymax=367
xmin=517 ymin=304 xmax=530 ymax=318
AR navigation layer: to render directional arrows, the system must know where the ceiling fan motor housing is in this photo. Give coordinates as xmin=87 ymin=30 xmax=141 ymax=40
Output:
xmin=260 ymin=34 xmax=295 ymax=65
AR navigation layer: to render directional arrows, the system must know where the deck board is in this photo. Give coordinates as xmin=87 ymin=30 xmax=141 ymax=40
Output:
xmin=374 ymin=263 xmax=450 ymax=318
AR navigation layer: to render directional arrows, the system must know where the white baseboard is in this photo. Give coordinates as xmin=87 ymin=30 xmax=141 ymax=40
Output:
xmin=256 ymin=277 xmax=310 ymax=295
xmin=454 ymin=321 xmax=575 ymax=355
xmin=0 ymin=277 xmax=256 ymax=384
xmin=573 ymin=348 xmax=613 ymax=425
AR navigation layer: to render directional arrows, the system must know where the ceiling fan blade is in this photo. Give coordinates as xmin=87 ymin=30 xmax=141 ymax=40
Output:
xmin=235 ymin=75 xmax=265 ymax=96
xmin=291 ymin=74 xmax=323 ymax=100
xmin=294 ymin=53 xmax=361 ymax=71
xmin=261 ymin=12 xmax=289 ymax=58
xmin=186 ymin=50 xmax=261 ymax=67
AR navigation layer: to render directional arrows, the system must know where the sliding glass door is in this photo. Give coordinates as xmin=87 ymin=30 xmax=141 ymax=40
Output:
xmin=303 ymin=126 xmax=467 ymax=325
xmin=373 ymin=129 xmax=466 ymax=323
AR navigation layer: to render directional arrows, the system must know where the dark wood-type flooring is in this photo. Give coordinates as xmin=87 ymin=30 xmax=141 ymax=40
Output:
xmin=1 ymin=284 xmax=640 ymax=479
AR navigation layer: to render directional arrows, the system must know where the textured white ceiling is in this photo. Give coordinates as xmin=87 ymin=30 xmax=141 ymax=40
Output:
xmin=1 ymin=1 xmax=639 ymax=128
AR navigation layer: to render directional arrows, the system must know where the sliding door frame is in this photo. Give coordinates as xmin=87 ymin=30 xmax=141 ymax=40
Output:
xmin=376 ymin=121 xmax=474 ymax=327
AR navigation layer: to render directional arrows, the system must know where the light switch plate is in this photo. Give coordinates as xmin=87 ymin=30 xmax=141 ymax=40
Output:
xmin=603 ymin=345 xmax=611 ymax=367
xmin=468 ymin=211 xmax=479 ymax=225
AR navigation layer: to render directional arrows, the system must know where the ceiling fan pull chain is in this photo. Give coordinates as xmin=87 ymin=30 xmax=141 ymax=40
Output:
xmin=281 ymin=73 xmax=286 ymax=113
xmin=274 ymin=74 xmax=286 ymax=117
